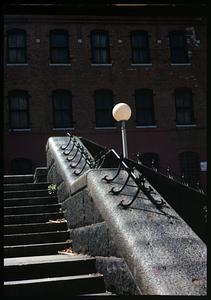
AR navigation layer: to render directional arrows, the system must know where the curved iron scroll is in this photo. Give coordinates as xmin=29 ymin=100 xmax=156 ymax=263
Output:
xmin=102 ymin=155 xmax=166 ymax=210
xmin=60 ymin=132 xmax=73 ymax=150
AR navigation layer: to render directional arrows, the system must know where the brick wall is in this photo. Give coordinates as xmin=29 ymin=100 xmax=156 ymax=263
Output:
xmin=3 ymin=14 xmax=207 ymax=190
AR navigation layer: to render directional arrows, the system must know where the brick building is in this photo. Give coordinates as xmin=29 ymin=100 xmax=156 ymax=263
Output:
xmin=3 ymin=1 xmax=207 ymax=190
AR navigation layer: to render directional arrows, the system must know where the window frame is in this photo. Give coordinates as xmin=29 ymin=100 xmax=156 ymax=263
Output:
xmin=49 ymin=29 xmax=70 ymax=64
xmin=135 ymin=89 xmax=155 ymax=127
xmin=169 ymin=31 xmax=189 ymax=64
xmin=175 ymin=88 xmax=195 ymax=126
xmin=52 ymin=89 xmax=73 ymax=129
xmin=8 ymin=90 xmax=30 ymax=130
xmin=90 ymin=30 xmax=111 ymax=65
xmin=7 ymin=29 xmax=27 ymax=64
xmin=130 ymin=31 xmax=150 ymax=64
xmin=94 ymin=89 xmax=115 ymax=128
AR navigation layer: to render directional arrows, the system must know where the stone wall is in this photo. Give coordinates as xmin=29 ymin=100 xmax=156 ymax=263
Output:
xmin=46 ymin=136 xmax=207 ymax=295
xmin=46 ymin=136 xmax=140 ymax=295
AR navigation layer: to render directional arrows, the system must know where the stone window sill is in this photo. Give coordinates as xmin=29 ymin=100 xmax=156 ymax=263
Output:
xmin=52 ymin=128 xmax=74 ymax=131
xmin=8 ymin=128 xmax=31 ymax=132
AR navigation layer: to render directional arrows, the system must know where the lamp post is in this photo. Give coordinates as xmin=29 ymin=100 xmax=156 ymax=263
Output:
xmin=112 ymin=103 xmax=131 ymax=159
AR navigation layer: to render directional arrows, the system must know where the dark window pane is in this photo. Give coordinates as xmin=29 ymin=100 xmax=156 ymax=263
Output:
xmin=51 ymin=49 xmax=69 ymax=63
xmin=131 ymin=31 xmax=150 ymax=64
xmin=8 ymin=34 xmax=18 ymax=47
xmin=91 ymin=31 xmax=110 ymax=64
xmin=16 ymin=34 xmax=26 ymax=47
xmin=50 ymin=30 xmax=69 ymax=64
xmin=135 ymin=90 xmax=155 ymax=125
xmin=11 ymin=112 xmax=28 ymax=128
xmin=9 ymin=91 xmax=29 ymax=129
xmin=170 ymin=31 xmax=188 ymax=63
xmin=7 ymin=30 xmax=26 ymax=63
xmin=53 ymin=91 xmax=73 ymax=128
xmin=16 ymin=49 xmax=25 ymax=63
xmin=51 ymin=33 xmax=68 ymax=47
xmin=95 ymin=90 xmax=114 ymax=127
xmin=175 ymin=89 xmax=194 ymax=125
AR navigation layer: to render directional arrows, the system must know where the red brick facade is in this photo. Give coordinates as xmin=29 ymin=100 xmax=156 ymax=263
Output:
xmin=4 ymin=14 xmax=207 ymax=190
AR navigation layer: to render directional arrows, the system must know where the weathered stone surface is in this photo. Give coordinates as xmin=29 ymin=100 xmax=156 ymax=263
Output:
xmin=87 ymin=169 xmax=207 ymax=296
xmin=83 ymin=190 xmax=104 ymax=224
xmin=62 ymin=194 xmax=84 ymax=229
xmin=46 ymin=149 xmax=54 ymax=168
xmin=57 ymin=181 xmax=70 ymax=203
xmin=95 ymin=256 xmax=140 ymax=295
xmin=47 ymin=163 xmax=63 ymax=186
xmin=61 ymin=190 xmax=104 ymax=229
xmin=71 ymin=222 xmax=115 ymax=257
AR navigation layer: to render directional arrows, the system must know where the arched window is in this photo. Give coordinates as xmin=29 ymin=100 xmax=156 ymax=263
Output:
xmin=49 ymin=30 xmax=69 ymax=64
xmin=179 ymin=151 xmax=200 ymax=187
xmin=8 ymin=90 xmax=30 ymax=129
xmin=94 ymin=90 xmax=114 ymax=127
xmin=175 ymin=88 xmax=195 ymax=125
xmin=90 ymin=30 xmax=110 ymax=64
xmin=138 ymin=152 xmax=159 ymax=171
xmin=130 ymin=31 xmax=150 ymax=64
xmin=135 ymin=89 xmax=155 ymax=126
xmin=52 ymin=90 xmax=73 ymax=128
xmin=7 ymin=29 xmax=27 ymax=64
xmin=11 ymin=158 xmax=33 ymax=175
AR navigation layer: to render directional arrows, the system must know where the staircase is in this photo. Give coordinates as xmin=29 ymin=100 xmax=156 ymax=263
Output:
xmin=4 ymin=174 xmax=111 ymax=296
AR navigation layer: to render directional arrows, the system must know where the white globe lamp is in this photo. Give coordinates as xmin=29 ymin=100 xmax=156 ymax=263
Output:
xmin=112 ymin=103 xmax=131 ymax=158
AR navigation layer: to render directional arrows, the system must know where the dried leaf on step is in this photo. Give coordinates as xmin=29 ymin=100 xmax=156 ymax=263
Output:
xmin=47 ymin=218 xmax=66 ymax=223
xmin=58 ymin=247 xmax=73 ymax=254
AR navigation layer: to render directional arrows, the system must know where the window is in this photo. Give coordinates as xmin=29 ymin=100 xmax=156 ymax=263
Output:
xmin=52 ymin=90 xmax=73 ymax=128
xmin=135 ymin=89 xmax=155 ymax=126
xmin=131 ymin=31 xmax=150 ymax=64
xmin=175 ymin=88 xmax=195 ymax=125
xmin=95 ymin=90 xmax=114 ymax=127
xmin=8 ymin=90 xmax=30 ymax=129
xmin=7 ymin=29 xmax=27 ymax=64
xmin=11 ymin=158 xmax=33 ymax=175
xmin=50 ymin=30 xmax=69 ymax=64
xmin=179 ymin=152 xmax=200 ymax=188
xmin=169 ymin=31 xmax=188 ymax=63
xmin=91 ymin=31 xmax=110 ymax=64
xmin=138 ymin=152 xmax=159 ymax=171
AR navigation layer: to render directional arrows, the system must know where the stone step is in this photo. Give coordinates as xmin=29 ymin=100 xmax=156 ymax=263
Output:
xmin=4 ymin=221 xmax=68 ymax=234
xmin=4 ymin=241 xmax=72 ymax=258
xmin=4 ymin=230 xmax=70 ymax=246
xmin=80 ymin=292 xmax=116 ymax=296
xmin=4 ymin=204 xmax=61 ymax=215
xmin=4 ymin=273 xmax=105 ymax=296
xmin=4 ymin=254 xmax=96 ymax=281
xmin=4 ymin=175 xmax=34 ymax=184
xmin=4 ymin=182 xmax=51 ymax=191
xmin=4 ymin=212 xmax=64 ymax=225
xmin=4 ymin=189 xmax=51 ymax=199
xmin=4 ymin=196 xmax=58 ymax=207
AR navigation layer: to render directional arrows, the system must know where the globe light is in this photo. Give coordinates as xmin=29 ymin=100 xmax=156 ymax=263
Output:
xmin=112 ymin=103 xmax=132 ymax=122
xmin=112 ymin=103 xmax=132 ymax=158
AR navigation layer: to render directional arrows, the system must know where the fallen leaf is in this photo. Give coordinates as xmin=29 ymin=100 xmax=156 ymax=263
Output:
xmin=47 ymin=218 xmax=67 ymax=223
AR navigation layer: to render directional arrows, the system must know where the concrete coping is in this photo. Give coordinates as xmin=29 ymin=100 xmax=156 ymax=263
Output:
xmin=46 ymin=136 xmax=207 ymax=295
xmin=46 ymin=136 xmax=94 ymax=195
